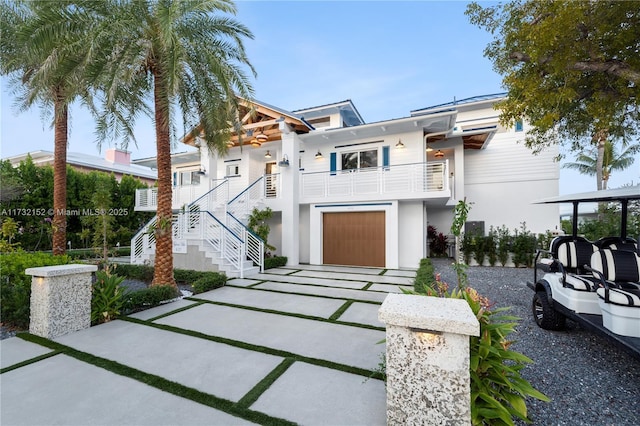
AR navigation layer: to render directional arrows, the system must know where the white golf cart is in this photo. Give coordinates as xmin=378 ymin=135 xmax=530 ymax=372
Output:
xmin=527 ymin=186 xmax=640 ymax=360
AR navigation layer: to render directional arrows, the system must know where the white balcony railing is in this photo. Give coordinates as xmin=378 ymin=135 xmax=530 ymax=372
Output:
xmin=300 ymin=161 xmax=449 ymax=201
xmin=135 ymin=182 xmax=216 ymax=211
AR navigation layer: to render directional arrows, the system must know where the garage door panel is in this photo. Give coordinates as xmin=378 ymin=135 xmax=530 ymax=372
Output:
xmin=323 ymin=211 xmax=385 ymax=267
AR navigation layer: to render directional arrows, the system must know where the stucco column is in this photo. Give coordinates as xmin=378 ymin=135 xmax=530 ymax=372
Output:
xmin=379 ymin=293 xmax=480 ymax=425
xmin=26 ymin=264 xmax=97 ymax=339
xmin=279 ymin=122 xmax=300 ymax=265
xmin=453 ymin=144 xmax=464 ymax=202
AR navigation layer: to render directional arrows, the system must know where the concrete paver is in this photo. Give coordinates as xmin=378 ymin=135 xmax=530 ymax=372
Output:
xmin=338 ymin=302 xmax=386 ymax=327
xmin=245 ymin=272 xmax=369 ymax=289
xmin=251 ymin=361 xmax=386 ymax=426
xmin=0 ymin=354 xmax=254 ymax=425
xmin=226 ymin=278 xmax=264 ymax=287
xmin=55 ymin=320 xmax=284 ymax=402
xmin=0 ymin=337 xmax=53 ymax=369
xmin=1 ymin=264 xmax=416 ymax=426
xmin=156 ymin=303 xmax=386 ymax=370
xmin=255 ymin=281 xmax=388 ymax=303
xmin=191 ymin=286 xmax=345 ymax=318
xmin=369 ymin=283 xmax=413 ymax=293
xmin=128 ymin=298 xmax=199 ymax=320
xmin=291 ymin=269 xmax=413 ymax=285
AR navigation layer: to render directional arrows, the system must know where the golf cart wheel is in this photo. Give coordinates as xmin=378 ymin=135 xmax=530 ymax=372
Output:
xmin=532 ymin=291 xmax=566 ymax=330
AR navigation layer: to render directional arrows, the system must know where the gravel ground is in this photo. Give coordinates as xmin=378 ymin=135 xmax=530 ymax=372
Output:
xmin=430 ymin=258 xmax=640 ymax=426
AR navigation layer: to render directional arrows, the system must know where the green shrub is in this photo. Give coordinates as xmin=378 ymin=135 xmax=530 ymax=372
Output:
xmin=461 ymin=233 xmax=475 ymax=265
xmin=174 ymin=268 xmax=205 ymax=284
xmin=413 ymin=258 xmax=436 ymax=294
xmin=0 ymin=251 xmax=71 ymax=328
xmin=113 ymin=263 xmax=154 ymax=282
xmin=410 ymin=262 xmax=549 ymax=424
xmin=91 ymin=268 xmax=125 ymax=325
xmin=497 ymin=225 xmax=511 ymax=267
xmin=472 ymin=233 xmax=487 ymax=266
xmin=512 ymin=223 xmax=537 ymax=267
xmin=486 ymin=228 xmax=498 ymax=267
xmin=123 ymin=285 xmax=179 ymax=312
xmin=264 ymin=256 xmax=287 ymax=270
xmin=192 ymin=272 xmax=227 ymax=294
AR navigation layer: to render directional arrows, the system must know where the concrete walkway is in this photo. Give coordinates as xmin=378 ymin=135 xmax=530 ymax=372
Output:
xmin=0 ymin=264 xmax=415 ymax=426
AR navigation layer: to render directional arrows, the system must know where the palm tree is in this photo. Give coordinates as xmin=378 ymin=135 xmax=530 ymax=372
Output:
xmin=0 ymin=1 xmax=94 ymax=255
xmin=88 ymin=0 xmax=255 ymax=288
xmin=563 ymin=140 xmax=640 ymax=190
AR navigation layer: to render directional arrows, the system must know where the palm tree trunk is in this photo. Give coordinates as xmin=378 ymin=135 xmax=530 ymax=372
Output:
xmin=151 ymin=65 xmax=177 ymax=288
xmin=594 ymin=130 xmax=607 ymax=191
xmin=52 ymin=88 xmax=67 ymax=256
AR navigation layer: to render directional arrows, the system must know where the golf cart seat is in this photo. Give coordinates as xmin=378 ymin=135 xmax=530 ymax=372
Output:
xmin=589 ymin=249 xmax=640 ymax=337
xmin=594 ymin=236 xmax=638 ymax=252
xmin=590 ymin=249 xmax=640 ymax=292
xmin=550 ymin=236 xmax=599 ymax=291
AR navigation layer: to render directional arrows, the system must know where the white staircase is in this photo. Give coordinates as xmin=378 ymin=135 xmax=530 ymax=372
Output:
xmin=130 ymin=178 xmax=267 ymax=278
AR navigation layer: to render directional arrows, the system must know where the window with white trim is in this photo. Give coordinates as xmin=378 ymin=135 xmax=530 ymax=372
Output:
xmin=173 ymin=170 xmax=201 ymax=186
xmin=341 ymin=149 xmax=378 ymax=170
xmin=226 ymin=164 xmax=240 ymax=177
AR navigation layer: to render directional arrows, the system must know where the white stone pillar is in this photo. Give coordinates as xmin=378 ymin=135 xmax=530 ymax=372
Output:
xmin=26 ymin=264 xmax=97 ymax=339
xmin=279 ymin=122 xmax=300 ymax=265
xmin=379 ymin=293 xmax=480 ymax=425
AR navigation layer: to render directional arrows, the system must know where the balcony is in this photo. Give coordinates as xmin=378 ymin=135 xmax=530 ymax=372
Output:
xmin=299 ymin=161 xmax=450 ymax=204
xmin=134 ymin=184 xmax=211 ymax=211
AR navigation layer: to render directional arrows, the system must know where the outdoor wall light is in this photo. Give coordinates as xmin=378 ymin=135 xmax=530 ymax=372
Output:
xmin=196 ymin=167 xmax=206 ymax=175
xmin=279 ymin=155 xmax=290 ymax=166
xmin=410 ymin=327 xmax=443 ymax=344
xmin=395 ymin=139 xmax=405 ymax=149
xmin=265 ymin=150 xmax=272 ymax=159
xmin=315 ymin=150 xmax=323 ymax=159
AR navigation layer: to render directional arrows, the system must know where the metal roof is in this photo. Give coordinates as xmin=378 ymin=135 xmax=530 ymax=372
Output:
xmin=534 ymin=186 xmax=640 ymax=204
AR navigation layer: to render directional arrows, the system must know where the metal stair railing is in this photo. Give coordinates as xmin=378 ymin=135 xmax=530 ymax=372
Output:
xmin=227 ymin=212 xmax=264 ymax=273
xmin=131 ymin=215 xmax=157 ymax=264
xmin=227 ymin=175 xmax=265 ymax=219
xmin=202 ymin=211 xmax=244 ymax=277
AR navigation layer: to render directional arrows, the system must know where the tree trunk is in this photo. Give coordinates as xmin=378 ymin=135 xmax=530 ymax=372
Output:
xmin=594 ymin=130 xmax=607 ymax=191
xmin=151 ymin=65 xmax=177 ymax=288
xmin=52 ymin=88 xmax=67 ymax=256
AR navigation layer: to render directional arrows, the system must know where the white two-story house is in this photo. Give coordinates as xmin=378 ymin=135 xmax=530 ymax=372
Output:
xmin=132 ymin=93 xmax=559 ymax=276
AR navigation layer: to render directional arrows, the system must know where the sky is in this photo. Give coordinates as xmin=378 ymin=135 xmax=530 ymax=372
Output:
xmin=1 ymin=0 xmax=638 ymax=195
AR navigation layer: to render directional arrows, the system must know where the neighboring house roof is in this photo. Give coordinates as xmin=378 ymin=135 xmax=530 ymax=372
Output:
xmin=4 ymin=149 xmax=157 ymax=181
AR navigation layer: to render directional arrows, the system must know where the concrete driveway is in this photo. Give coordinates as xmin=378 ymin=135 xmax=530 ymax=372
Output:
xmin=1 ymin=264 xmax=414 ymax=425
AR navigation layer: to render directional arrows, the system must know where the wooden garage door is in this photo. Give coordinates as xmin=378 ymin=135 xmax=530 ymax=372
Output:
xmin=323 ymin=211 xmax=385 ymax=267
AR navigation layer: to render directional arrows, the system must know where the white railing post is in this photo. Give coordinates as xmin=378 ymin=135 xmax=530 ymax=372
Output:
xmin=379 ymin=294 xmax=480 ymax=425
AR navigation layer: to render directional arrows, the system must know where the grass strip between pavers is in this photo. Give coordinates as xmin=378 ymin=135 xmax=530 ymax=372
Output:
xmin=379 ymin=269 xmax=388 ymax=275
xmin=235 ymin=358 xmax=295 ymax=409
xmin=328 ymin=300 xmax=354 ymax=321
xmin=121 ymin=316 xmax=386 ymax=382
xmin=361 ymin=282 xmax=374 ymax=291
xmin=143 ymin=300 xmax=206 ymax=322
xmin=183 ymin=298 xmax=385 ymax=332
xmin=225 ymin=282 xmax=385 ymax=304
xmin=0 ymin=350 xmax=62 ymax=374
xmin=15 ymin=333 xmax=297 ymax=426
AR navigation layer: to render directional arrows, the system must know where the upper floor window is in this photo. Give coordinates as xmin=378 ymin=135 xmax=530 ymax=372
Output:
xmin=226 ymin=164 xmax=240 ymax=177
xmin=173 ymin=170 xmax=201 ymax=186
xmin=341 ymin=149 xmax=378 ymax=170
xmin=515 ymin=120 xmax=524 ymax=132
xmin=308 ymin=117 xmax=331 ymax=128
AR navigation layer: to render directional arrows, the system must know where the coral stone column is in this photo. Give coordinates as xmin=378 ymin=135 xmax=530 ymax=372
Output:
xmin=26 ymin=264 xmax=97 ymax=339
xmin=379 ymin=293 xmax=480 ymax=425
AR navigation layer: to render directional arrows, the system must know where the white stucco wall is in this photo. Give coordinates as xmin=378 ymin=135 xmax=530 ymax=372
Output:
xmin=398 ymin=201 xmax=426 ymax=269
xmin=463 ymin=131 xmax=560 ymax=234
xmin=298 ymin=205 xmax=310 ymax=263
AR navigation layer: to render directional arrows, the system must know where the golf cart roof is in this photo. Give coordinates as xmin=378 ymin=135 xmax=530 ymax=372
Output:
xmin=534 ymin=186 xmax=640 ymax=204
